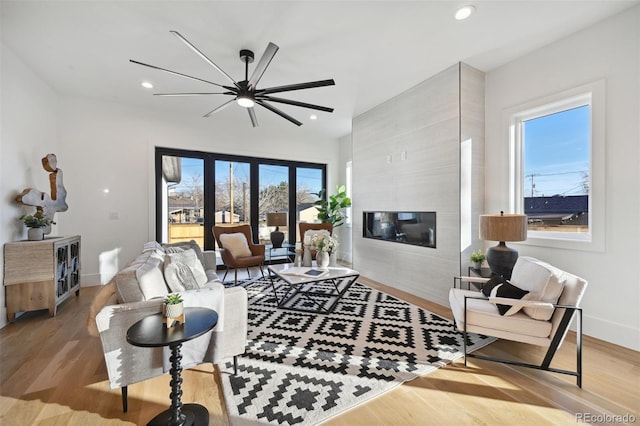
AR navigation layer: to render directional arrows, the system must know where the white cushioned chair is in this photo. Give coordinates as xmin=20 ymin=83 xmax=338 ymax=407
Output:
xmin=449 ymin=256 xmax=588 ymax=387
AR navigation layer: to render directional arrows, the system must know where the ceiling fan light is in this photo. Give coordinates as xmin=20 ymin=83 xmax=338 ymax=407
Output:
xmin=455 ymin=5 xmax=475 ymax=20
xmin=237 ymin=96 xmax=255 ymax=108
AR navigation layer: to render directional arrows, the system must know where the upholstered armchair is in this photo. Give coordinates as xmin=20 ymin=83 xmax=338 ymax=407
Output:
xmin=449 ymin=256 xmax=588 ymax=387
xmin=299 ymin=222 xmax=333 ymax=260
xmin=213 ymin=224 xmax=265 ymax=285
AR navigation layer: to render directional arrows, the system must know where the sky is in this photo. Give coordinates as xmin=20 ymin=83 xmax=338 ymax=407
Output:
xmin=523 ymin=105 xmax=590 ymax=198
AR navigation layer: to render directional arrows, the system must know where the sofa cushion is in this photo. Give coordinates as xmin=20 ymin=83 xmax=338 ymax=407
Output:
xmin=136 ymin=251 xmax=169 ymax=300
xmin=449 ymin=288 xmax=552 ymax=339
xmin=219 ymin=233 xmax=252 ymax=258
xmin=511 ymin=256 xmax=566 ymax=320
xmin=163 ymin=240 xmax=206 ymax=268
xmin=115 ymin=251 xmax=166 ymax=303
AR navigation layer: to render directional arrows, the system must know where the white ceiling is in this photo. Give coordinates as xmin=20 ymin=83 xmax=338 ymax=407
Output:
xmin=2 ymin=0 xmax=637 ymax=139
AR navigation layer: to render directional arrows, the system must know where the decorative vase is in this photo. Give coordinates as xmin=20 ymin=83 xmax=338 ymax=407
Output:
xmin=316 ymin=251 xmax=330 ymax=268
xmin=164 ymin=302 xmax=184 ymax=319
xmin=472 ymin=261 xmax=481 ymax=270
xmin=329 ymin=251 xmax=337 ymax=267
xmin=27 ymin=228 xmax=44 ymax=241
xmin=302 ymin=244 xmax=312 ymax=267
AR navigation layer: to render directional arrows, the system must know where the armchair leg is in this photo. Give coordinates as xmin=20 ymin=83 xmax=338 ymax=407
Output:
xmin=233 ymin=356 xmax=238 ymax=375
xmin=121 ymin=386 xmax=128 ymax=412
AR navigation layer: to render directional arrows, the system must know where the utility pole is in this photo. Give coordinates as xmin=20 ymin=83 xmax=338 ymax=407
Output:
xmin=242 ymin=182 xmax=247 ymax=222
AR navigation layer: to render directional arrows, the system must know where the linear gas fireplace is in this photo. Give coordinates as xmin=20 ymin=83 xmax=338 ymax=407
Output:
xmin=363 ymin=211 xmax=436 ymax=248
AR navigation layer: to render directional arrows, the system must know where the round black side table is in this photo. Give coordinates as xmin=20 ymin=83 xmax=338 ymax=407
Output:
xmin=126 ymin=307 xmax=218 ymax=426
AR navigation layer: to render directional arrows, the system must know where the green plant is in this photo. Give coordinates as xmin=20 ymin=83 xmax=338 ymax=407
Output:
xmin=470 ymin=249 xmax=486 ymax=263
xmin=19 ymin=214 xmax=55 ymax=228
xmin=164 ymin=293 xmax=183 ymax=305
xmin=312 ymin=184 xmax=352 ymax=227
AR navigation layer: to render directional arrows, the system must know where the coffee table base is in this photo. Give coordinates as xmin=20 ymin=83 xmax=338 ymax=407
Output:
xmin=147 ymin=403 xmax=208 ymax=426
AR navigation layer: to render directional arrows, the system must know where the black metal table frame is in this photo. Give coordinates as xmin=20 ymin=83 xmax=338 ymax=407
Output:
xmin=126 ymin=307 xmax=218 ymax=426
xmin=268 ymin=272 xmax=359 ymax=314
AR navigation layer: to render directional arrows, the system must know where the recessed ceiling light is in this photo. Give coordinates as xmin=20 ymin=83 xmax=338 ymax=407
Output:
xmin=141 ymin=81 xmax=154 ymax=89
xmin=455 ymin=5 xmax=475 ymax=20
xmin=309 ymin=114 xmax=318 ymax=120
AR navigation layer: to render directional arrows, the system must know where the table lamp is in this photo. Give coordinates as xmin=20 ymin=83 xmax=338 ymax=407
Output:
xmin=267 ymin=212 xmax=287 ymax=248
xmin=479 ymin=211 xmax=527 ymax=279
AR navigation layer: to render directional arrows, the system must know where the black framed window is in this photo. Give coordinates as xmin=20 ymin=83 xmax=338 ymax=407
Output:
xmin=155 ymin=147 xmax=326 ymax=250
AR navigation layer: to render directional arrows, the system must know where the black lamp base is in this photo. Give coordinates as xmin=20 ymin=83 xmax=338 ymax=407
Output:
xmin=486 ymin=242 xmax=519 ymax=280
xmin=270 ymin=229 xmax=284 ymax=248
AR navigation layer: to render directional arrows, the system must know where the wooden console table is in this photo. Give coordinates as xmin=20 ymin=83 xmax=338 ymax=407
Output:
xmin=3 ymin=235 xmax=81 ymax=321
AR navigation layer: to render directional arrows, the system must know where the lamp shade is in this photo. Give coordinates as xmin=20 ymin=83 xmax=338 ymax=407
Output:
xmin=266 ymin=212 xmax=287 ymax=227
xmin=479 ymin=213 xmax=527 ymax=242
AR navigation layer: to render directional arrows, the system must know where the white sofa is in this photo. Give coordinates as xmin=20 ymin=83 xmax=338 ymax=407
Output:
xmin=89 ymin=240 xmax=247 ymax=412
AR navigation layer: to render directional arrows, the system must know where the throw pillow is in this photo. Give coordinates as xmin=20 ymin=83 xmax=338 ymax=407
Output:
xmin=219 ymin=233 xmax=252 ymax=258
xmin=481 ymin=275 xmax=505 ymax=297
xmin=511 ymin=256 xmax=566 ymax=320
xmin=165 ymin=249 xmax=208 ymax=287
xmin=162 ymin=240 xmax=206 ymax=269
xmin=488 ymin=281 xmax=531 ymax=316
xmin=164 ymin=260 xmax=201 ymax=291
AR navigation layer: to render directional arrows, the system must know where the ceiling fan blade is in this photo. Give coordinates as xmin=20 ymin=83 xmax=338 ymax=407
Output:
xmin=130 ymin=59 xmax=227 ymax=88
xmin=203 ymin=99 xmax=235 ymax=118
xmin=257 ymin=95 xmax=334 ymax=112
xmin=256 ymin=100 xmax=302 ymax=126
xmin=248 ymin=42 xmax=279 ymax=90
xmin=170 ymin=30 xmax=238 ymax=88
xmin=248 ymin=107 xmax=258 ymax=127
xmin=154 ymin=92 xmax=232 ymax=96
xmin=257 ymin=79 xmax=335 ymax=95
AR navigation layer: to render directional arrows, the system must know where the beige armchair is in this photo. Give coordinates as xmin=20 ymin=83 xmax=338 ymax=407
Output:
xmin=213 ymin=224 xmax=265 ymax=285
xmin=449 ymin=256 xmax=588 ymax=387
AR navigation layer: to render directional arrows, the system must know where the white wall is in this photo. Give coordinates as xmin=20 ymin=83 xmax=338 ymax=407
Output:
xmin=0 ymin=45 xmax=61 ymax=327
xmin=336 ymin=132 xmax=352 ymax=263
xmin=485 ymin=6 xmax=640 ymax=350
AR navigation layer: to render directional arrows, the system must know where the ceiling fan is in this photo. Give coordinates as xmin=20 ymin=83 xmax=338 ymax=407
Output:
xmin=130 ymin=31 xmax=335 ymax=127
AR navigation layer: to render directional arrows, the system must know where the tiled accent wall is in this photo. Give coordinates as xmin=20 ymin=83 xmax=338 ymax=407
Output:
xmin=352 ymin=63 xmax=484 ymax=306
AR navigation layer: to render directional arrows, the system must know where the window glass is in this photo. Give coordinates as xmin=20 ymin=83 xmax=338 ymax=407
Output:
xmin=259 ymin=164 xmax=289 ymax=244
xmin=161 ymin=156 xmax=205 ymax=247
xmin=295 ymin=167 xmax=322 ymax=241
xmin=522 ymin=105 xmax=590 ymax=235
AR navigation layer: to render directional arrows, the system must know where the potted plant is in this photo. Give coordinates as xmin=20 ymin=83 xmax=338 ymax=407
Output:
xmin=164 ymin=293 xmax=184 ymax=322
xmin=470 ymin=249 xmax=486 ymax=270
xmin=312 ymin=184 xmax=352 ymax=227
xmin=19 ymin=214 xmax=55 ymax=241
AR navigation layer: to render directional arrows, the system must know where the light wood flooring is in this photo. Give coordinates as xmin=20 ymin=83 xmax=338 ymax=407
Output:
xmin=1 ymin=268 xmax=638 ymax=425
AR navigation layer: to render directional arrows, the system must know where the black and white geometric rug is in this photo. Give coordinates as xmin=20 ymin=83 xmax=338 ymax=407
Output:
xmin=220 ymin=277 xmax=495 ymax=425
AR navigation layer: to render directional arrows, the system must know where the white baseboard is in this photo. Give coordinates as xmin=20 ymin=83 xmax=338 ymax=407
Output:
xmin=584 ymin=313 xmax=640 ymax=352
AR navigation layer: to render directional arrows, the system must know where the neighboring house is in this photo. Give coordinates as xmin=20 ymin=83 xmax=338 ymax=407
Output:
xmin=524 ymin=195 xmax=588 ymax=225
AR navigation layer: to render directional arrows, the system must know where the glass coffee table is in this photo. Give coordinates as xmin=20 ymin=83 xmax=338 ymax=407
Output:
xmin=267 ymin=263 xmax=359 ymax=314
